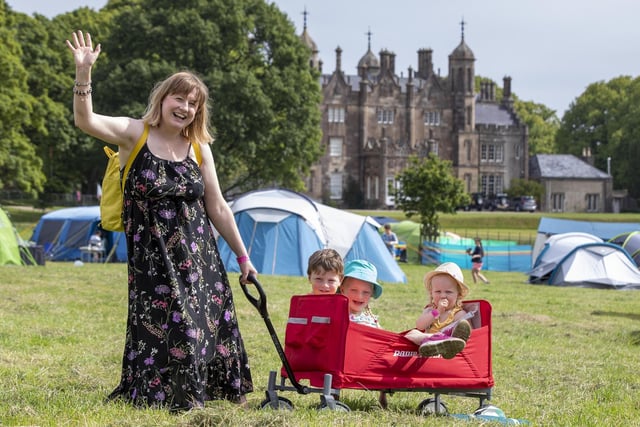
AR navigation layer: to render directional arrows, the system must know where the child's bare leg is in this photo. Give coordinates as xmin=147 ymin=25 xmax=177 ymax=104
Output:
xmin=405 ymin=329 xmax=431 ymax=345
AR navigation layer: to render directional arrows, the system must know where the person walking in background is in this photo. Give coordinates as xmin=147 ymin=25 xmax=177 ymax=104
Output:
xmin=381 ymin=223 xmax=398 ymax=257
xmin=467 ymin=238 xmax=490 ymax=284
xmin=67 ymin=30 xmax=257 ymax=411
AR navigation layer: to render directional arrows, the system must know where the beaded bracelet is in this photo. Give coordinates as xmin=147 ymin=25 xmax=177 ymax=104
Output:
xmin=74 ymin=80 xmax=91 ymax=87
xmin=73 ymin=86 xmax=92 ymax=96
xmin=236 ymin=255 xmax=249 ymax=264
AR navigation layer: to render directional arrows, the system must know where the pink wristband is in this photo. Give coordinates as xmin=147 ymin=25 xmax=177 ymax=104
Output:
xmin=431 ymin=309 xmax=439 ymax=317
xmin=236 ymin=255 xmax=249 ymax=264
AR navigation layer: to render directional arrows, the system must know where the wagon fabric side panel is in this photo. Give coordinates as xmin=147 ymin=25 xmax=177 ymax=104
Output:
xmin=281 ymin=294 xmax=351 ymax=386
xmin=340 ymin=300 xmax=493 ymax=390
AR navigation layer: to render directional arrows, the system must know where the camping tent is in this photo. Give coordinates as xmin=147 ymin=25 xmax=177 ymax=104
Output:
xmin=609 ymin=231 xmax=640 ymax=266
xmin=532 ymin=217 xmax=640 ymax=265
xmin=216 ymin=189 xmax=407 ymax=283
xmin=528 ymin=232 xmax=640 ymax=289
xmin=0 ymin=208 xmax=21 ymax=265
xmin=31 ymin=206 xmax=127 ymax=262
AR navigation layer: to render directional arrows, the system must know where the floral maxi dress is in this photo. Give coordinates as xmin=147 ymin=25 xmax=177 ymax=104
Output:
xmin=108 ymin=143 xmax=253 ymax=411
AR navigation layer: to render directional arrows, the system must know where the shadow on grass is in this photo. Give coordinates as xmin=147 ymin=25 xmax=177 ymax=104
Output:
xmin=591 ymin=310 xmax=640 ymax=321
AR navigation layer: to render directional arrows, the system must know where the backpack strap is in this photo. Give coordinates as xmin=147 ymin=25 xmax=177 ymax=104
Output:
xmin=193 ymin=141 xmax=202 ymax=165
xmin=121 ymin=123 xmax=150 ymax=192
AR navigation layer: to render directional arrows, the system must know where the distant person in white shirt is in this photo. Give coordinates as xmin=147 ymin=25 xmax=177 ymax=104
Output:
xmin=88 ymin=230 xmax=103 ymax=261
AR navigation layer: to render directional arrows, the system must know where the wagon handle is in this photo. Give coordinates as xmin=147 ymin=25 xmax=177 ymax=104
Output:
xmin=240 ymin=274 xmax=268 ymax=316
xmin=239 ymin=274 xmax=309 ymax=395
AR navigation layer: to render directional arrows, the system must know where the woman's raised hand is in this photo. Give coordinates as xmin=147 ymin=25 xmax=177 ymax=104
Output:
xmin=66 ymin=30 xmax=101 ymax=68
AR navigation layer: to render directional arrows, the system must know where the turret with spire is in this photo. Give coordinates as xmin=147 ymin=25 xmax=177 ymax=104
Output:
xmin=299 ymin=8 xmax=321 ymax=71
xmin=357 ymin=28 xmax=380 ymax=80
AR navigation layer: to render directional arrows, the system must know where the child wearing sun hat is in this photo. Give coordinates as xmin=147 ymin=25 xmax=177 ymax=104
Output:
xmin=404 ymin=262 xmax=473 ymax=359
xmin=339 ymin=259 xmax=389 ymax=407
xmin=339 ymin=259 xmax=383 ymax=328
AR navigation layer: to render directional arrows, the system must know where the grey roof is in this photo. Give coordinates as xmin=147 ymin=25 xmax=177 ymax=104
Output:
xmin=475 ymin=103 xmax=515 ymax=126
xmin=531 ymin=154 xmax=610 ymax=179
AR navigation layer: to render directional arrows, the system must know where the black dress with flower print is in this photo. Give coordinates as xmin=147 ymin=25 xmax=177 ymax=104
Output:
xmin=107 ymin=143 xmax=253 ymax=411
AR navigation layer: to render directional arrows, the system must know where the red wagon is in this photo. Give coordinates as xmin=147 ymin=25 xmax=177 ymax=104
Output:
xmin=241 ymin=276 xmax=494 ymax=414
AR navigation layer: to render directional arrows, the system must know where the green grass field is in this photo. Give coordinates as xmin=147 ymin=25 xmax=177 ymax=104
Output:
xmin=1 ymin=261 xmax=639 ymax=426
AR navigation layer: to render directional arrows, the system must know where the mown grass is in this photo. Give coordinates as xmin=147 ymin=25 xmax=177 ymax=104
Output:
xmin=1 ymin=262 xmax=639 ymax=426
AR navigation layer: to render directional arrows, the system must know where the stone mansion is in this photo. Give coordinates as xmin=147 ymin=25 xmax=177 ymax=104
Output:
xmin=299 ymin=22 xmax=529 ymax=209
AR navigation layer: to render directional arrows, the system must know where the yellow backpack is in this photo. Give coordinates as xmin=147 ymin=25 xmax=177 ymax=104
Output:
xmin=99 ymin=123 xmax=202 ymax=231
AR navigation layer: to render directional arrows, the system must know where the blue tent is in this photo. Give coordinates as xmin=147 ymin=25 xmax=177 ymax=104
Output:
xmin=31 ymin=206 xmax=127 ymax=262
xmin=216 ymin=189 xmax=407 ymax=283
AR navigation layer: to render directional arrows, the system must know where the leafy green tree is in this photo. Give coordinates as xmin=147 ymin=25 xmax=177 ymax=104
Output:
xmin=513 ymin=100 xmax=560 ymax=154
xmin=609 ymin=77 xmax=640 ymax=197
xmin=394 ymin=154 xmax=468 ymax=244
xmin=93 ymin=0 xmax=322 ymax=196
xmin=556 ymin=77 xmax=631 ymax=177
xmin=506 ymin=178 xmax=544 ymax=203
xmin=0 ymin=3 xmax=45 ymax=196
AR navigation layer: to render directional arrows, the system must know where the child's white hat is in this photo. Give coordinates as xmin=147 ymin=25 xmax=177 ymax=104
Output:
xmin=424 ymin=262 xmax=470 ymax=297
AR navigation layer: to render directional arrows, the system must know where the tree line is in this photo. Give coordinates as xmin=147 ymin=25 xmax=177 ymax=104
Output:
xmin=2 ymin=0 xmax=639 ymax=205
xmin=0 ymin=0 xmax=322 ymax=203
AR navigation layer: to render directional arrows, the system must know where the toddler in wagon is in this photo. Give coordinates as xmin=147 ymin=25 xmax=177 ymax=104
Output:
xmin=307 ymin=249 xmax=344 ymax=295
xmin=339 ymin=259 xmax=383 ymax=328
xmin=405 ymin=262 xmax=473 ymax=359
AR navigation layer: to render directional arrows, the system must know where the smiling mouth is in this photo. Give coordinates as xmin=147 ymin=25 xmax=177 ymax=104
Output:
xmin=173 ymin=112 xmax=187 ymax=120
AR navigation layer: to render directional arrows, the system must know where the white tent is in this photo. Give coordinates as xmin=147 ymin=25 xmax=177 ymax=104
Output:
xmin=216 ymin=189 xmax=407 ymax=283
xmin=529 ymin=232 xmax=640 ymax=289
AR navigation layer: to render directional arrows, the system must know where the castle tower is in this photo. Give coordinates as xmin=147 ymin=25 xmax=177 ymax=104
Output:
xmin=448 ymin=18 xmax=475 ymax=132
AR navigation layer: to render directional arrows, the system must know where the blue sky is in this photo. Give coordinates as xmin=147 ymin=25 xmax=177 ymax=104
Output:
xmin=9 ymin=0 xmax=640 ymax=116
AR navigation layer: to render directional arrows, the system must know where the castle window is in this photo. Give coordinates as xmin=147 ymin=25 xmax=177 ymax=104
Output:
xmin=366 ymin=176 xmax=372 ymax=200
xmin=330 ymin=173 xmax=343 ymax=199
xmin=377 ymin=109 xmax=394 ymax=124
xmin=481 ymin=143 xmax=503 ymax=163
xmin=328 ymin=107 xmax=345 ymax=123
xmin=481 ymin=175 xmax=504 ymax=195
xmin=429 ymin=140 xmax=439 ymax=156
xmin=424 ymin=111 xmax=441 ymax=126
xmin=329 ymin=137 xmax=343 ymax=157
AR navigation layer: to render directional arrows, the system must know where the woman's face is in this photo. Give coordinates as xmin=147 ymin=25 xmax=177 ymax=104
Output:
xmin=341 ymin=278 xmax=373 ymax=315
xmin=162 ymin=89 xmax=199 ymax=129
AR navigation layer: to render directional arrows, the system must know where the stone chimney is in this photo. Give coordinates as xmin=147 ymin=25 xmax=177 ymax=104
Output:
xmin=503 ymin=76 xmax=512 ymax=101
xmin=379 ymin=50 xmax=396 ymax=75
xmin=416 ymin=48 xmax=433 ymax=79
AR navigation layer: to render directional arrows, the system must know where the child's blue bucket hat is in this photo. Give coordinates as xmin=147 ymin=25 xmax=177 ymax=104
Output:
xmin=343 ymin=259 xmax=383 ymax=299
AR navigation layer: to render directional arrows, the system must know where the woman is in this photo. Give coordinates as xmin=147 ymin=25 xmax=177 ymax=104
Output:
xmin=468 ymin=238 xmax=490 ymax=284
xmin=66 ymin=31 xmax=257 ymax=411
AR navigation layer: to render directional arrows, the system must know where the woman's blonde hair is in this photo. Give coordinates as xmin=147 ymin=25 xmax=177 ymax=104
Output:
xmin=141 ymin=71 xmax=213 ymax=145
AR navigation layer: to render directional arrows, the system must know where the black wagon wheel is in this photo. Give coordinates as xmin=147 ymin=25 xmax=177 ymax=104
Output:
xmin=260 ymin=396 xmax=294 ymax=411
xmin=317 ymin=400 xmax=351 ymax=412
xmin=417 ymin=397 xmax=448 ymax=416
